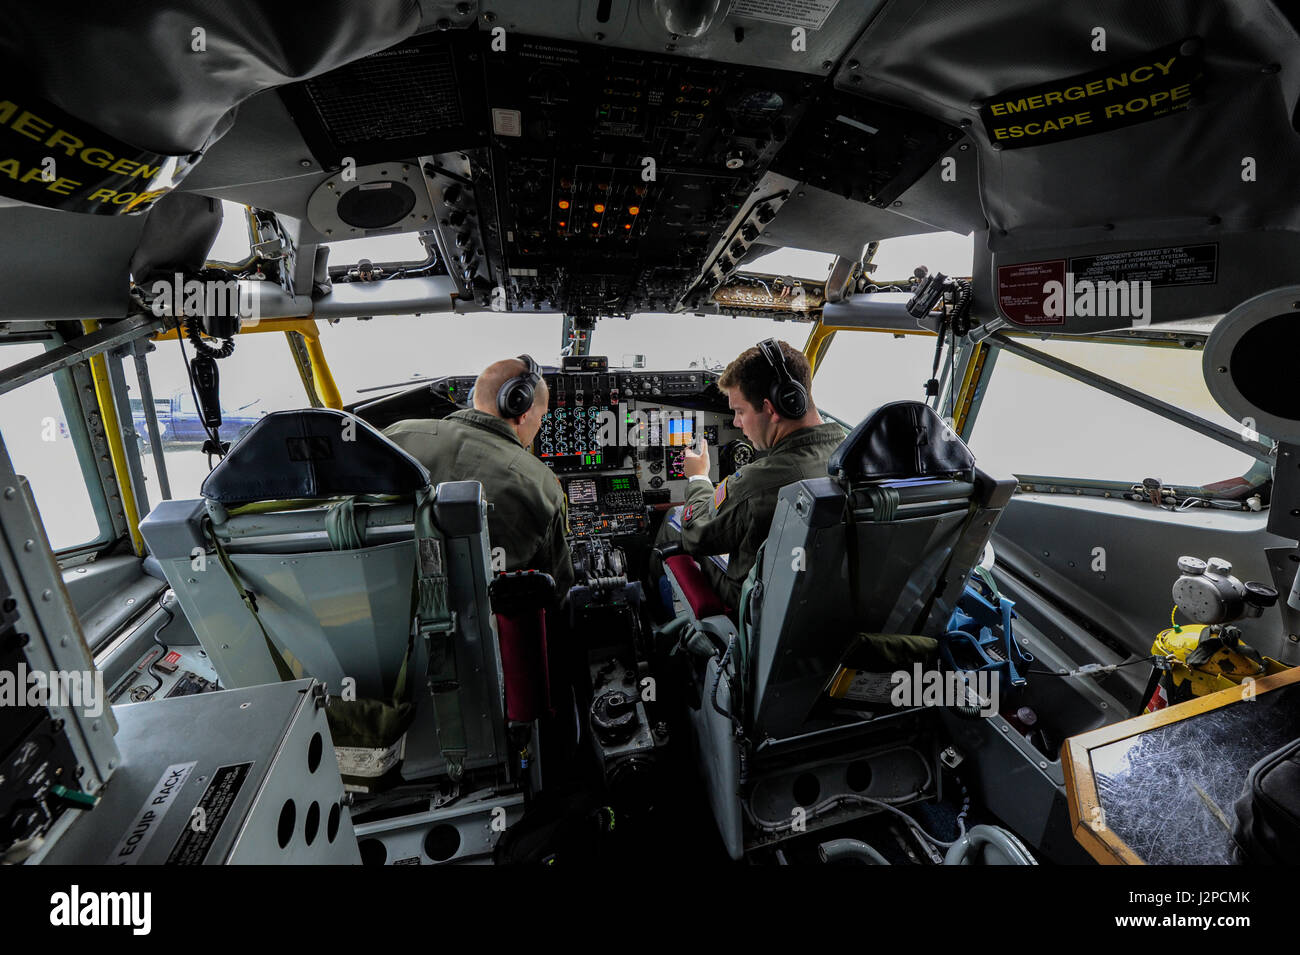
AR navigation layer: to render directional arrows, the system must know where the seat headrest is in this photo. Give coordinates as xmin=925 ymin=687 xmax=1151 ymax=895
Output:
xmin=200 ymin=409 xmax=430 ymax=505
xmin=828 ymin=401 xmax=975 ymax=483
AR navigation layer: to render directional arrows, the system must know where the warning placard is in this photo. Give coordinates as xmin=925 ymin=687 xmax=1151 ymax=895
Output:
xmin=980 ymin=40 xmax=1203 ymax=149
xmin=1069 ymin=243 xmax=1218 ymax=288
xmin=997 ymin=259 xmax=1066 ymax=326
xmin=166 ymin=761 xmax=253 ymax=864
xmin=0 ymin=88 xmax=189 ymax=215
xmin=728 ymin=0 xmax=839 ymax=30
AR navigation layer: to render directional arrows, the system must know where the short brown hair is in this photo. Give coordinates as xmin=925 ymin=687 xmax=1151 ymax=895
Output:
xmin=718 ymin=340 xmax=812 ymax=417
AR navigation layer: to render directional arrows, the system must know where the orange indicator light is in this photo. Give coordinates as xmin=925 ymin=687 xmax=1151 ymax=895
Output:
xmin=593 ymin=203 xmax=606 ymax=213
xmin=558 ymin=200 xmax=570 ymax=209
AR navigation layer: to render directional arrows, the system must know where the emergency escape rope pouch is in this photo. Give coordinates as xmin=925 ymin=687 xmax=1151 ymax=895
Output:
xmin=824 ymin=633 xmax=939 ymax=709
xmin=1232 ymin=734 xmax=1300 ymax=865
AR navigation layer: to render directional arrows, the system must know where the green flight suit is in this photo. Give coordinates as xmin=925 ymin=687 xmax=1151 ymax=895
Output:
xmin=384 ymin=409 xmax=574 ymax=596
xmin=674 ymin=422 xmax=845 ymax=608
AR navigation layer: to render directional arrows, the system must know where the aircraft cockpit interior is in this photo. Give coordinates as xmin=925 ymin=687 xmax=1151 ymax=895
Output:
xmin=3 ymin=0 xmax=1300 ymax=905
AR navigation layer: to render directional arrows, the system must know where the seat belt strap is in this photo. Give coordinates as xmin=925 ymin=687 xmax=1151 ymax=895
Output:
xmin=413 ymin=488 xmax=467 ymax=780
xmin=204 ymin=516 xmax=299 ymax=682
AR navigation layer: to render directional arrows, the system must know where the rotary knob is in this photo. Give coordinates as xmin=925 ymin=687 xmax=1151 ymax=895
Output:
xmin=1176 ymin=556 xmax=1206 ymax=576
xmin=1206 ymin=557 xmax=1232 ymax=576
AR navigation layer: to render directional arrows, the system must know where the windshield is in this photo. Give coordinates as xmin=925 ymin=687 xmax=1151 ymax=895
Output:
xmin=322 ymin=314 xmax=564 ymax=403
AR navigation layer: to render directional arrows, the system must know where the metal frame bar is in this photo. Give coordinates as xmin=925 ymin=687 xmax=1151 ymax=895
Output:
xmin=82 ymin=322 xmax=145 ymax=556
xmin=988 ymin=333 xmax=1273 ymax=463
xmin=103 ymin=346 xmax=152 ymax=521
xmin=0 ymin=314 xmax=164 ymax=397
xmin=130 ymin=341 xmax=171 ymax=500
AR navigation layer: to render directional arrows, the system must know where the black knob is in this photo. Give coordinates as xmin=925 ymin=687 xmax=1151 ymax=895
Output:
xmin=443 ymin=184 xmax=463 ymax=205
xmin=1244 ymin=581 xmax=1278 ymax=608
xmin=741 ymin=223 xmax=759 ymax=241
xmin=448 ymin=209 xmax=467 ymax=227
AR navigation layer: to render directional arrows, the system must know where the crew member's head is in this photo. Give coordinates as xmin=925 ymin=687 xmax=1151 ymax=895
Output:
xmin=718 ymin=340 xmax=819 ymax=450
xmin=473 ymin=357 xmax=549 ymax=447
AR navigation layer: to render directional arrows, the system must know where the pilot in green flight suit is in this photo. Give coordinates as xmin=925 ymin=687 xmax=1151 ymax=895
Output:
xmin=661 ymin=339 xmax=845 ymax=609
xmin=383 ymin=356 xmax=574 ymax=598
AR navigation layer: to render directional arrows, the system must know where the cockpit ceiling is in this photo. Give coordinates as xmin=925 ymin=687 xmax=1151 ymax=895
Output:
xmin=0 ymin=1 xmax=1297 ymax=322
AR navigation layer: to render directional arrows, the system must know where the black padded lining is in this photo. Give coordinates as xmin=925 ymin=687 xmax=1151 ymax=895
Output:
xmin=828 ymin=400 xmax=975 ymax=483
xmin=200 ymin=409 xmax=429 ymax=504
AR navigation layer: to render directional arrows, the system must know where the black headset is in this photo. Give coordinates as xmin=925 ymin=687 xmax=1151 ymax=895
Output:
xmin=497 ymin=354 xmax=542 ymax=419
xmin=758 ymin=338 xmax=808 ymax=419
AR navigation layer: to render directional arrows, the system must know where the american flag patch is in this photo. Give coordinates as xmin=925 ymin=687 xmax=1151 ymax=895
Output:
xmin=713 ymin=478 xmax=728 ymax=508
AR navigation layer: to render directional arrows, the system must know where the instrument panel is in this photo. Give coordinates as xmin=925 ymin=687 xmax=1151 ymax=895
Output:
xmin=421 ymin=358 xmax=751 ymax=540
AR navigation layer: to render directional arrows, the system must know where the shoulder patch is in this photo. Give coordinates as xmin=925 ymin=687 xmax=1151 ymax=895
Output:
xmin=683 ymin=503 xmax=695 ymax=523
xmin=713 ymin=478 xmax=728 ymax=509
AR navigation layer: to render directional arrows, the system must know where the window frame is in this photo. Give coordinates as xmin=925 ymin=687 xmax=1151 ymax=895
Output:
xmin=961 ymin=332 xmax=1271 ymax=501
xmin=0 ymin=334 xmax=120 ymax=557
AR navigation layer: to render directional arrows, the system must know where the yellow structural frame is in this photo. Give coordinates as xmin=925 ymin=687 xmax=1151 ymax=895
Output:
xmin=82 ymin=320 xmax=146 ymax=556
xmin=87 ymin=316 xmax=343 ymax=553
xmin=152 ymin=316 xmax=343 ymax=409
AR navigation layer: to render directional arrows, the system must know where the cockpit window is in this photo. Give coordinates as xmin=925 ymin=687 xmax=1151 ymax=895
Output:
xmin=594 ymin=313 xmax=807 ymax=374
xmin=324 ymin=233 xmax=430 ymax=269
xmin=968 ymin=337 xmax=1258 ymax=491
xmin=0 ymin=341 xmax=112 ymax=552
xmin=322 ymin=315 xmax=564 ymax=404
xmin=812 ymin=331 xmax=943 ymax=426
xmin=868 ymin=233 xmax=975 ymax=284
xmin=741 ymin=247 xmax=837 ymax=281
xmin=206 ymin=200 xmax=255 ymax=267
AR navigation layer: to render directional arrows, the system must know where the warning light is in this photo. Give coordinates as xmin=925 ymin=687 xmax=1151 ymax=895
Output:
xmin=558 ymin=200 xmax=570 ymax=209
xmin=623 ymin=223 xmax=631 ymax=230
xmin=628 ymin=205 xmax=640 ymax=215
xmin=558 ymin=220 xmax=567 ymax=227
xmin=593 ymin=203 xmax=606 ymax=213
xmin=591 ymin=221 xmax=600 ymax=228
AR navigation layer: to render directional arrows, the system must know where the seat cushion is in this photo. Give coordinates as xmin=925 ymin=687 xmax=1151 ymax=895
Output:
xmin=665 ymin=554 xmax=730 ymax=620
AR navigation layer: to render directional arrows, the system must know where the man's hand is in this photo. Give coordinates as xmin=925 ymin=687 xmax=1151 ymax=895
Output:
xmin=682 ymin=436 xmax=710 ymax=479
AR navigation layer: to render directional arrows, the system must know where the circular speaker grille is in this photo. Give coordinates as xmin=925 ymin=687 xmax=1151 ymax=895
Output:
xmin=337 ymin=181 xmax=417 ymax=229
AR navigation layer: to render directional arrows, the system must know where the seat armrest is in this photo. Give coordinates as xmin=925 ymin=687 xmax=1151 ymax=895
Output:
xmin=662 ymin=554 xmax=732 ymax=626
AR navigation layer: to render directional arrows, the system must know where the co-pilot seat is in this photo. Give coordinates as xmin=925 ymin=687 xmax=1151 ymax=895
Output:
xmin=138 ymin=409 xmax=519 ymax=791
xmin=662 ymin=401 xmax=1016 ymax=859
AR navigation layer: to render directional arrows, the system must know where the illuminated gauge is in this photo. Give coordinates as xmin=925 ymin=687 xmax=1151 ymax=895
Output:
xmin=730 ymin=90 xmax=785 ymax=124
xmin=541 ymin=442 xmax=553 ymax=454
xmin=557 ymin=441 xmax=569 ymax=453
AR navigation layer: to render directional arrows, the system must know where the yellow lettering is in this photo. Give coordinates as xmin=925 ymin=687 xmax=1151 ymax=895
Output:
xmin=108 ymin=157 xmax=138 ymax=176
xmin=132 ymin=162 xmax=160 ymax=180
xmin=47 ymin=177 xmax=79 ymax=196
xmin=1075 ymin=111 xmax=1092 ymax=125
xmin=1105 ymin=73 xmax=1128 ymax=90
xmin=1129 ymin=65 xmax=1153 ymax=82
xmin=1043 ymin=91 xmax=1063 ymax=106
xmin=1148 ymin=90 xmax=1170 ymax=107
xmin=1003 ymin=99 xmax=1030 ymax=114
xmin=1125 ymin=96 xmax=1149 ymax=113
xmin=1024 ymin=122 xmax=1042 ymax=135
xmin=87 ymin=187 xmax=117 ymax=202
xmin=1064 ymin=86 xmax=1085 ymax=101
xmin=46 ymin=128 xmax=84 ymax=157
xmin=1104 ymin=103 xmax=1125 ymax=119
xmin=81 ymin=148 xmax=114 ymax=169
xmin=993 ymin=126 xmax=1010 ymax=139
xmin=12 ymin=111 xmax=52 ymax=142
xmin=1085 ymin=79 xmax=1105 ymax=95
xmin=990 ymin=103 xmax=1006 ymax=116
xmin=19 ymin=166 xmax=48 ymax=184
xmin=1026 ymin=94 xmax=1044 ymax=110
xmin=0 ymin=158 xmax=19 ymax=179
xmin=110 ymin=190 xmax=136 ymax=204
xmin=1170 ymin=83 xmax=1191 ymax=101
xmin=0 ymin=101 xmax=17 ymax=123
xmin=1153 ymin=57 xmax=1177 ymax=76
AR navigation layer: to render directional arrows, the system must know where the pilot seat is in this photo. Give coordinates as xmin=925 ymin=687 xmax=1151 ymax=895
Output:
xmin=139 ymin=409 xmax=550 ymax=864
xmin=659 ymin=401 xmax=1024 ymax=861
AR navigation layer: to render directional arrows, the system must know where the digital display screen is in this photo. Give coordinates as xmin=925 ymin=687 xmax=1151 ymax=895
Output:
xmin=666 ymin=448 xmax=687 ymax=480
xmin=567 ymin=478 xmax=598 ymax=504
xmin=667 ymin=417 xmax=693 ymax=447
xmin=609 ymin=476 xmax=633 ymax=492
